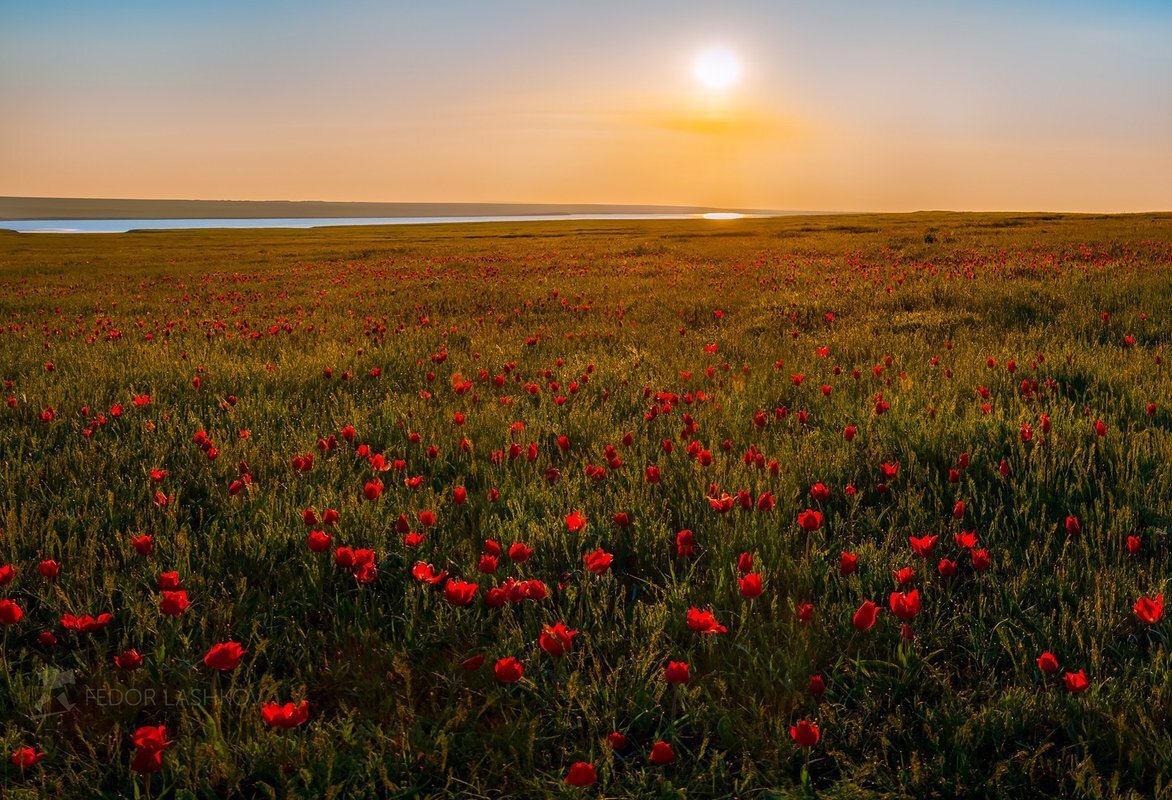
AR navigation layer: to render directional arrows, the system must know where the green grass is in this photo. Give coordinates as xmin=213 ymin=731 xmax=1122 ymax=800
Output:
xmin=0 ymin=212 xmax=1169 ymax=799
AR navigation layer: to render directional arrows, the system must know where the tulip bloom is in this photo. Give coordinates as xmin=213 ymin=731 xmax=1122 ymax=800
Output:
xmin=494 ymin=657 xmax=524 ymax=683
xmin=114 ymin=649 xmax=144 ymax=670
xmin=538 ymin=622 xmax=579 ymax=656
xmin=159 ymin=590 xmax=191 ymax=617
xmin=203 ymin=641 xmax=247 ymax=671
xmin=649 ymin=741 xmax=676 ymax=765
xmin=664 ymin=661 xmax=691 ymax=684
xmin=852 ymin=600 xmax=880 ymax=631
xmin=839 ymin=552 xmax=858 ymax=575
xmin=0 ymin=599 xmax=23 ymax=625
xmin=11 ymin=746 xmax=45 ymax=769
xmin=261 ymin=700 xmax=310 ymax=728
xmin=739 ymin=573 xmax=763 ymax=598
xmin=443 ymin=580 xmax=478 ymax=606
xmin=790 ymin=720 xmax=820 ymax=747
xmin=130 ymin=726 xmax=171 ymax=774
xmin=583 ymin=549 xmax=613 ymax=575
xmin=1062 ymin=670 xmax=1089 ymax=693
xmin=797 ymin=509 xmax=823 ymax=532
xmin=889 ymin=590 xmax=921 ymax=621
xmin=564 ymin=762 xmax=597 ymax=787
xmin=1133 ymin=594 xmax=1163 ymax=625
xmin=1036 ymin=652 xmax=1059 ymax=674
xmin=686 ymin=607 xmax=727 ymax=635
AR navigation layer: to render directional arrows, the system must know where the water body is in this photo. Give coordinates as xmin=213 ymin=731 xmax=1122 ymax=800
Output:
xmin=4 ymin=212 xmax=766 ymax=234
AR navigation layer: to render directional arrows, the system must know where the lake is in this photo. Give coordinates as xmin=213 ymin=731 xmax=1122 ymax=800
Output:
xmin=3 ymin=212 xmax=762 ymax=233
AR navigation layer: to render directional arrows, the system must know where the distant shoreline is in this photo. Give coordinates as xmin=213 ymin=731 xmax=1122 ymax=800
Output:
xmin=0 ymin=196 xmax=794 ymax=221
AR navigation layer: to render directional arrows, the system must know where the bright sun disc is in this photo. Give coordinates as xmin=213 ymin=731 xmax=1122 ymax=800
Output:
xmin=694 ymin=47 xmax=740 ymax=90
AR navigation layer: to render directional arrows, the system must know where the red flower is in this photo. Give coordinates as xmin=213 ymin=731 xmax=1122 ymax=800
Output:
xmin=261 ymin=700 xmax=309 ymax=728
xmin=739 ymin=573 xmax=763 ymax=598
xmin=508 ymin=542 xmax=533 ymax=562
xmin=686 ymin=607 xmax=727 ymax=635
xmin=889 ymin=590 xmax=921 ymax=621
xmin=852 ymin=600 xmax=880 ymax=631
xmin=565 ymin=510 xmax=587 ymax=532
xmin=132 ymin=534 xmax=154 ymax=556
xmin=809 ymin=675 xmax=825 ymax=695
xmin=1134 ymin=594 xmax=1163 ymax=624
xmin=130 ymin=726 xmax=171 ymax=774
xmin=607 ymin=732 xmax=628 ymax=750
xmin=583 ymin=549 xmax=613 ymax=575
xmin=363 ymin=480 xmax=383 ymax=501
xmin=38 ymin=560 xmax=61 ymax=579
xmin=971 ymin=549 xmax=991 ymax=571
xmin=1036 ymin=652 xmax=1060 ymax=674
xmin=909 ymin=535 xmax=937 ymax=557
xmin=307 ymin=530 xmax=332 ymax=552
xmin=797 ymin=509 xmax=823 ymax=532
xmin=790 ymin=720 xmax=820 ymax=747
xmin=1062 ymin=670 xmax=1089 ymax=693
xmin=649 ymin=741 xmax=675 ymax=765
xmin=564 ymin=762 xmax=597 ymax=787
xmin=61 ymin=613 xmax=112 ymax=633
xmin=664 ymin=661 xmax=691 ymax=684
xmin=159 ymin=590 xmax=191 ymax=617
xmin=494 ymin=657 xmax=524 ymax=683
xmin=157 ymin=571 xmax=181 ymax=591
xmin=839 ymin=552 xmax=858 ymax=575
xmin=443 ymin=580 xmax=479 ymax=606
xmin=538 ymin=622 xmax=579 ymax=656
xmin=11 ymin=746 xmax=45 ymax=769
xmin=203 ymin=641 xmax=247 ymax=671
xmin=937 ymin=558 xmax=956 ymax=577
xmin=114 ymin=649 xmax=144 ymax=670
xmin=1065 ymin=516 xmax=1082 ymax=537
xmin=0 ymin=599 xmax=24 ymax=625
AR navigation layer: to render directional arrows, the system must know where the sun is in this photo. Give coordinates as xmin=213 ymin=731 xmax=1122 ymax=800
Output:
xmin=693 ymin=46 xmax=740 ymax=90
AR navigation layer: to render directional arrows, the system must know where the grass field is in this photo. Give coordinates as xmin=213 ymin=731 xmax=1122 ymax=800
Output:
xmin=0 ymin=213 xmax=1168 ymax=799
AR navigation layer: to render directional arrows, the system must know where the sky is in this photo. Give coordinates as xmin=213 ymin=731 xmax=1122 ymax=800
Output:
xmin=2 ymin=0 xmax=1171 ymax=211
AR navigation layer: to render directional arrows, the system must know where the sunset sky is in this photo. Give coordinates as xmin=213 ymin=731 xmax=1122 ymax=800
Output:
xmin=2 ymin=0 xmax=1170 ymax=211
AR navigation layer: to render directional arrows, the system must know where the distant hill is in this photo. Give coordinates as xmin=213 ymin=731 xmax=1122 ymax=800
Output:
xmin=0 ymin=197 xmax=788 ymax=220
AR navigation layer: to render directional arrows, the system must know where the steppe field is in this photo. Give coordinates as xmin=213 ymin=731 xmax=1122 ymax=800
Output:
xmin=0 ymin=213 xmax=1168 ymax=799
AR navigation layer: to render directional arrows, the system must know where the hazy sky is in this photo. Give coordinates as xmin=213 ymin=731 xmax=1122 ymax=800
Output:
xmin=2 ymin=0 xmax=1170 ymax=211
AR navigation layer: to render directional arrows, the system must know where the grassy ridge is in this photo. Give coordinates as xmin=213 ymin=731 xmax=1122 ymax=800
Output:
xmin=0 ymin=213 xmax=1168 ymax=799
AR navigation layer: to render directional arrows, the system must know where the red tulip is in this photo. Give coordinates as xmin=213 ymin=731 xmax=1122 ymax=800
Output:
xmin=261 ymin=700 xmax=309 ymax=728
xmin=790 ymin=720 xmax=820 ymax=747
xmin=564 ymin=762 xmax=597 ymax=787
xmin=114 ymin=649 xmax=144 ymax=670
xmin=443 ymin=580 xmax=478 ymax=606
xmin=739 ymin=573 xmax=764 ymax=598
xmin=0 ymin=599 xmax=24 ymax=625
xmin=664 ymin=661 xmax=691 ymax=684
xmin=1134 ymin=594 xmax=1163 ymax=624
xmin=649 ymin=741 xmax=675 ymax=765
xmin=538 ymin=622 xmax=579 ymax=656
xmin=1062 ymin=670 xmax=1089 ymax=693
xmin=889 ymin=590 xmax=921 ymax=621
xmin=493 ymin=657 xmax=524 ymax=683
xmin=159 ymin=590 xmax=191 ymax=617
xmin=686 ymin=607 xmax=727 ymax=635
xmin=852 ymin=600 xmax=879 ymax=631
xmin=565 ymin=511 xmax=587 ymax=532
xmin=583 ymin=549 xmax=613 ymax=575
xmin=797 ymin=509 xmax=823 ymax=531
xmin=1036 ymin=652 xmax=1059 ymax=674
xmin=203 ymin=641 xmax=247 ymax=671
xmin=11 ymin=746 xmax=44 ymax=769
